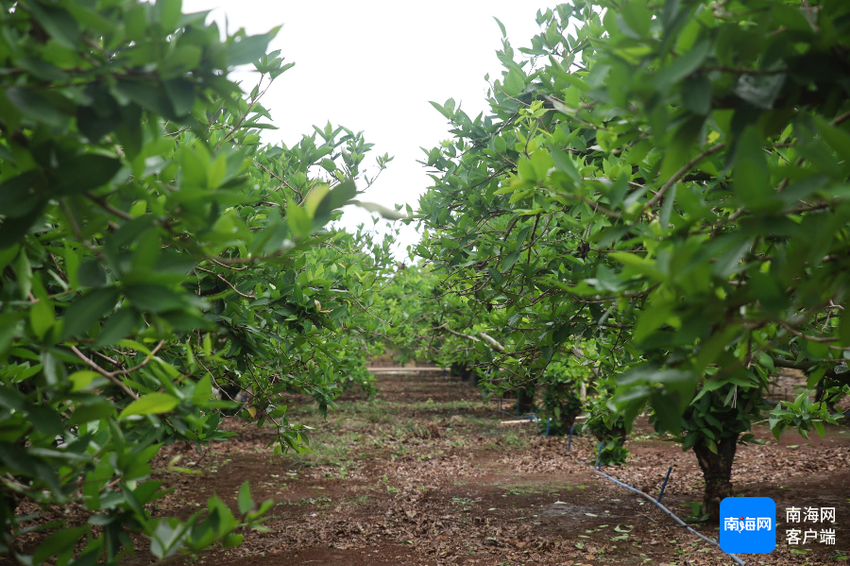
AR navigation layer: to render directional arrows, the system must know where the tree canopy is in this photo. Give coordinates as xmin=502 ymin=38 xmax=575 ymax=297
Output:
xmin=0 ymin=0 xmax=400 ymax=562
xmin=2 ymin=0 xmax=850 ymax=562
xmin=411 ymin=0 xmax=850 ymax=518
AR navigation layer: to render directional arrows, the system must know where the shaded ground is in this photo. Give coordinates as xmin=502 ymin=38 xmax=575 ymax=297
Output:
xmin=142 ymin=371 xmax=849 ymax=565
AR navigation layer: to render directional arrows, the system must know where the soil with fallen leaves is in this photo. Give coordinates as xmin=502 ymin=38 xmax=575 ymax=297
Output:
xmin=142 ymin=370 xmax=849 ymax=566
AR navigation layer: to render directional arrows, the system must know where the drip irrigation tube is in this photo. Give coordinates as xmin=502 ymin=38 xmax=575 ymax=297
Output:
xmin=591 ymin=469 xmax=745 ymax=566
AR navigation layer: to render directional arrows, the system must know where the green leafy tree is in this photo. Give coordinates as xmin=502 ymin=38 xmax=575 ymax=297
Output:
xmin=415 ymin=1 xmax=849 ymax=520
xmin=0 ymin=0 xmax=399 ymax=562
xmin=538 ymin=357 xmax=588 ymax=434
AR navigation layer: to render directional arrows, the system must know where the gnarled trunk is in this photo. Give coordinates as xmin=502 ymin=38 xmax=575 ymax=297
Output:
xmin=693 ymin=434 xmax=738 ymax=521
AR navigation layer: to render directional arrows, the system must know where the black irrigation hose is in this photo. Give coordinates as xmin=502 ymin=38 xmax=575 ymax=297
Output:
xmin=592 ymin=469 xmax=746 ymax=566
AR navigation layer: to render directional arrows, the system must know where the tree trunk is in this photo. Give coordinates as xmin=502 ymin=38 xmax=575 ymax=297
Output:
xmin=517 ymin=388 xmax=536 ymax=414
xmin=460 ymin=365 xmax=471 ymax=382
xmin=693 ymin=434 xmax=738 ymax=521
xmin=593 ymin=423 xmax=627 ymax=443
xmin=556 ymin=404 xmax=583 ymax=434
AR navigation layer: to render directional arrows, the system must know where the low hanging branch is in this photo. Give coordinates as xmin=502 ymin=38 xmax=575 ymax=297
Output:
xmin=443 ymin=327 xmax=506 ymax=353
xmin=444 ymin=327 xmax=481 ymax=343
xmin=479 ymin=332 xmax=506 ymax=352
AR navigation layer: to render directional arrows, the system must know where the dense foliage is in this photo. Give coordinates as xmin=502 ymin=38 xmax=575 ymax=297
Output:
xmin=414 ymin=0 xmax=850 ymax=519
xmin=0 ymin=0 xmax=398 ymax=563
xmin=4 ymin=0 xmax=850 ymax=562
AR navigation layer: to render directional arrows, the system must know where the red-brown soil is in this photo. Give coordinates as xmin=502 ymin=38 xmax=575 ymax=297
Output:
xmin=8 ymin=371 xmax=848 ymax=566
xmin=138 ymin=372 xmax=850 ymax=566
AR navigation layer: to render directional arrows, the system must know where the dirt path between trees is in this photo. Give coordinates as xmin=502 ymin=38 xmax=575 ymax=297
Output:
xmin=147 ymin=371 xmax=849 ymax=566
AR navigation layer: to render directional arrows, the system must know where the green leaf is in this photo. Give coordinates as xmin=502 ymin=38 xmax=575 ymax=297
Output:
xmin=162 ymin=45 xmax=203 ymax=78
xmin=69 ymin=402 xmax=114 ymax=426
xmin=655 ymin=39 xmax=710 ymax=90
xmin=429 ymin=99 xmax=455 ymax=120
xmin=561 ymin=73 xmax=590 ymax=92
xmin=237 ymin=480 xmax=253 ymax=514
xmin=222 ymin=533 xmax=244 ymax=548
xmin=350 ymin=200 xmax=406 ymax=221
xmin=163 ymin=78 xmax=195 ymax=117
xmin=15 ymin=247 xmax=32 ymax=300
xmin=619 ymin=0 xmax=651 ymax=38
xmin=493 ymin=16 xmax=506 ymax=38
xmin=313 ymin=179 xmax=357 ymax=224
xmin=501 ymin=251 xmax=521 ymax=271
xmin=0 ymin=169 xmax=46 ymax=218
xmin=119 ymin=393 xmax=180 ymax=419
xmin=0 ymin=244 xmax=19 ymax=274
xmin=529 ymin=149 xmax=554 ymax=179
xmin=756 ymin=352 xmax=774 ymax=372
xmin=155 ymin=0 xmax=182 ymax=30
xmin=734 ymin=127 xmax=776 ymax=211
xmin=27 ymin=1 xmax=80 ymax=49
xmin=711 ymin=236 xmax=750 ymax=278
xmin=18 ymin=56 xmax=68 ymax=82
xmin=34 ymin=525 xmax=89 ymax=565
xmin=54 ymin=155 xmax=123 ymax=196
xmin=226 ymin=28 xmax=281 ymax=66
xmin=807 ymin=367 xmax=826 ymax=389
xmin=5 ymin=87 xmax=70 ymax=128
xmin=125 ymin=284 xmax=187 ymax=313
xmin=0 ymin=386 xmax=27 ymax=413
xmin=286 ymin=200 xmax=312 ymax=239
xmin=77 ymin=259 xmax=107 ymax=288
xmin=815 ymin=116 xmax=850 ymax=166
xmin=63 ymin=242 xmax=81 ymax=289
xmin=304 ymin=184 xmax=330 ymax=218
xmin=69 ymin=370 xmax=101 ymax=392
xmin=517 ymin=156 xmax=537 ymax=181
xmin=27 ymin=404 xmax=64 ymax=436
xmin=502 ymin=68 xmax=526 ymax=97
xmin=94 ymin=309 xmax=141 ymax=348
xmin=192 ymin=374 xmax=212 ymax=404
xmin=115 ymin=81 xmax=175 ymax=119
xmin=839 ymin=312 xmax=850 ymax=347
xmin=30 ymin=297 xmax=55 ymax=340
xmin=682 ymin=74 xmax=712 ymax=115
xmin=124 ymin=3 xmax=148 ymax=40
xmin=660 ymin=115 xmax=704 ymax=181
xmin=61 ymin=288 xmax=119 ymax=340
xmin=130 ymin=228 xmax=162 ymax=272
xmin=806 ymin=340 xmax=828 ymax=359
xmin=633 ymin=302 xmax=675 ymax=344
xmin=610 ymin=252 xmax=665 ymax=281
xmin=0 ymin=206 xmax=44 ymax=249
xmin=0 ymin=313 xmax=20 ymax=355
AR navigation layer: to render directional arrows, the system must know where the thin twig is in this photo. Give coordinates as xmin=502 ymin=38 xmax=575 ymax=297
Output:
xmin=643 ymin=144 xmax=726 ymax=212
xmin=195 ymin=267 xmax=256 ymax=298
xmin=70 ymin=346 xmax=139 ymax=400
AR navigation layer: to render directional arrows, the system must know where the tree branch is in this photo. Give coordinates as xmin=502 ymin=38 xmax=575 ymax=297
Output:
xmin=643 ymin=143 xmax=726 ymax=212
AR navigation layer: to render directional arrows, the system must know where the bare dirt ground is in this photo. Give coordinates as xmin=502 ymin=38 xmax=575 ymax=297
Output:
xmin=135 ymin=370 xmax=850 ymax=566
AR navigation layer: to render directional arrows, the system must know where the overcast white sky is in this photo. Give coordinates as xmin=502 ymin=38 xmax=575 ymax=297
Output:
xmin=183 ymin=1 xmax=558 ymax=258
